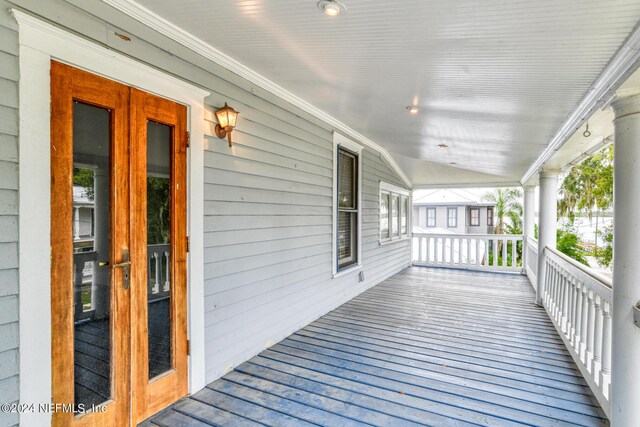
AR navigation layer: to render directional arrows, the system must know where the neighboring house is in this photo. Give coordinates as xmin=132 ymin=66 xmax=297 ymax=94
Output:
xmin=413 ymin=189 xmax=495 ymax=234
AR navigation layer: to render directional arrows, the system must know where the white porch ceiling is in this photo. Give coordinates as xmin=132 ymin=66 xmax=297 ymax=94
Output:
xmin=132 ymin=0 xmax=640 ymax=187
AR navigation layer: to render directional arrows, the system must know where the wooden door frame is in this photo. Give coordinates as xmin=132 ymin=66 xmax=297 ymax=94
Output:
xmin=50 ymin=61 xmax=132 ymax=427
xmin=13 ymin=10 xmax=209 ymax=427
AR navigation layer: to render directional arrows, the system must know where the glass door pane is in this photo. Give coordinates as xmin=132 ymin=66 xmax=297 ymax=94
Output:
xmin=146 ymin=121 xmax=173 ymax=379
xmin=72 ymin=101 xmax=112 ymax=408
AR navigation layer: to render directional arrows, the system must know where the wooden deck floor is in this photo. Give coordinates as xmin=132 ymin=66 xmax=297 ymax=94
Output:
xmin=142 ymin=267 xmax=609 ymax=426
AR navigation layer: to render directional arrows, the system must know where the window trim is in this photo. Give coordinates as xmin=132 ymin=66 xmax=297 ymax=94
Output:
xmin=426 ymin=207 xmax=436 ymax=228
xmin=379 ymin=181 xmax=411 ymax=244
xmin=333 ymin=132 xmax=363 ymax=276
xmin=447 ymin=207 xmax=458 ymax=228
xmin=487 ymin=206 xmax=494 ymax=226
xmin=469 ymin=207 xmax=480 ymax=227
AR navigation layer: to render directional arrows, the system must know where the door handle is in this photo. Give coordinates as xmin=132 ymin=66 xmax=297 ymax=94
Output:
xmin=98 ymin=249 xmax=131 ymax=290
xmin=118 ymin=249 xmax=131 ymax=290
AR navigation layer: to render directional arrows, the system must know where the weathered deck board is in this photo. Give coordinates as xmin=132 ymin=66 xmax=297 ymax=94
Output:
xmin=140 ymin=267 xmax=609 ymax=426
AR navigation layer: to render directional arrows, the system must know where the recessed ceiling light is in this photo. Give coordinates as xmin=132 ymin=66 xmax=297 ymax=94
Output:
xmin=318 ymin=0 xmax=345 ymax=16
xmin=438 ymin=144 xmax=448 ymax=150
xmin=406 ymin=105 xmax=420 ymax=114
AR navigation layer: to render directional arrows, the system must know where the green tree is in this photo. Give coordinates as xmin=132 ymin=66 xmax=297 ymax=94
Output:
xmin=482 ymin=188 xmax=523 ymax=235
xmin=147 ymin=177 xmax=170 ymax=244
xmin=557 ymin=228 xmax=589 ymax=266
xmin=73 ymin=168 xmax=94 ymax=200
xmin=558 ymin=145 xmax=613 ymax=267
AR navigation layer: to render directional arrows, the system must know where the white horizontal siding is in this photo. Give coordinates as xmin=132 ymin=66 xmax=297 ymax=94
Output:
xmin=202 ymin=107 xmax=410 ymax=380
xmin=0 ymin=6 xmax=19 ymax=426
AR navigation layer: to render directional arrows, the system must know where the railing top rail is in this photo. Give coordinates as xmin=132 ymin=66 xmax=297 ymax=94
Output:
xmin=527 ymin=236 xmax=538 ymax=244
xmin=545 ymin=246 xmax=612 ymax=296
xmin=73 ymin=251 xmax=97 ymax=262
xmin=412 ymin=233 xmax=524 ymax=239
xmin=148 ymin=243 xmax=170 ymax=250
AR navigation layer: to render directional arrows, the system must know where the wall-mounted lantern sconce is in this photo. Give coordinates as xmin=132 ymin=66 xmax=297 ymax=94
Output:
xmin=215 ymin=102 xmax=239 ymax=147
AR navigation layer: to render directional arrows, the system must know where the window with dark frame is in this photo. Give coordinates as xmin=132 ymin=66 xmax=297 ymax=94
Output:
xmin=470 ymin=208 xmax=480 ymax=226
xmin=379 ymin=184 xmax=409 ymax=242
xmin=427 ymin=207 xmax=436 ymax=227
xmin=487 ymin=207 xmax=494 ymax=226
xmin=337 ymin=147 xmax=358 ymax=270
xmin=447 ymin=207 xmax=457 ymax=228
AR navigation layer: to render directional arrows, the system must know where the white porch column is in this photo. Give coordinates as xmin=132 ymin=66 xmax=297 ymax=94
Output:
xmin=523 ymin=186 xmax=536 ymax=239
xmin=92 ymin=167 xmax=110 ymax=319
xmin=611 ymin=92 xmax=640 ymax=425
xmin=535 ymin=170 xmax=558 ymax=305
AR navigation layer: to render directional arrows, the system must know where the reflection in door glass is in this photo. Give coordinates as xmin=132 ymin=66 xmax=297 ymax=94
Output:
xmin=72 ymin=101 xmax=112 ymax=409
xmin=147 ymin=121 xmax=172 ymax=379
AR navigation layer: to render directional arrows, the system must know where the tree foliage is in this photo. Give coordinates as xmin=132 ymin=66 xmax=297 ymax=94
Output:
xmin=73 ymin=168 xmax=94 ymax=200
xmin=558 ymin=146 xmax=613 ymax=222
xmin=557 ymin=145 xmax=614 ymax=268
xmin=147 ymin=177 xmax=170 ymax=245
xmin=557 ymin=229 xmax=589 ymax=266
xmin=482 ymin=188 xmax=523 ymax=235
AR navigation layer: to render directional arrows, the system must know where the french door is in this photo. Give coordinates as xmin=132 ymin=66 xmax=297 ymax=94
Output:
xmin=50 ymin=62 xmax=188 ymax=426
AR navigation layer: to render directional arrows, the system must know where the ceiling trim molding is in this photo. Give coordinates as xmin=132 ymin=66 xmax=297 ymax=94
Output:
xmin=521 ymin=23 xmax=640 ymax=185
xmin=413 ymin=181 xmax=522 ymax=190
xmin=103 ymin=0 xmax=412 ymax=187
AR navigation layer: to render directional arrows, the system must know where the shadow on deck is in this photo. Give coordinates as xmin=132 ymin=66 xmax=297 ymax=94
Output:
xmin=142 ymin=267 xmax=608 ymax=426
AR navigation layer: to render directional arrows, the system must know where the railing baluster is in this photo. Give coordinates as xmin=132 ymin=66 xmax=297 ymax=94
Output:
xmin=574 ymin=282 xmax=583 ymax=353
xmin=580 ymin=286 xmax=588 ymax=362
xmin=562 ymin=270 xmax=571 ymax=333
xmin=600 ymin=301 xmax=612 ymax=398
xmin=586 ymin=290 xmax=595 ymax=370
xmin=592 ymin=295 xmax=602 ymax=379
xmin=164 ymin=250 xmax=170 ymax=292
xmin=153 ymin=252 xmax=161 ymax=294
xmin=511 ymin=238 xmax=517 ymax=268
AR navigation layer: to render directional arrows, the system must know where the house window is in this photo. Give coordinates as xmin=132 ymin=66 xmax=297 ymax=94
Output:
xmin=391 ymin=195 xmax=399 ymax=237
xmin=380 ymin=192 xmax=390 ymax=240
xmin=400 ymin=197 xmax=408 ymax=235
xmin=447 ymin=207 xmax=457 ymax=228
xmin=470 ymin=208 xmax=480 ymax=226
xmin=379 ymin=182 xmax=410 ymax=243
xmin=487 ymin=207 xmax=494 ymax=226
xmin=427 ymin=207 xmax=436 ymax=227
xmin=337 ymin=147 xmax=359 ymax=270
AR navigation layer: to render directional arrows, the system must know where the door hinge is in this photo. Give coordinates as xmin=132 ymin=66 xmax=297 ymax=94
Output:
xmin=186 ymin=131 xmax=190 ymax=148
xmin=186 ymin=236 xmax=190 ymax=253
xmin=186 ymin=339 xmax=191 ymax=356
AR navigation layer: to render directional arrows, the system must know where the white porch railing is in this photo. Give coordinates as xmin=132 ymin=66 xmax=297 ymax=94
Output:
xmin=148 ymin=243 xmax=171 ymax=302
xmin=542 ymin=246 xmax=612 ymax=417
xmin=525 ymin=236 xmax=538 ymax=286
xmin=412 ymin=233 xmax=524 ymax=273
xmin=73 ymin=245 xmax=171 ymax=322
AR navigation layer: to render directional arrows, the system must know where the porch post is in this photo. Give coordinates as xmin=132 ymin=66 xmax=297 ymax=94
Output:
xmin=523 ymin=186 xmax=535 ymax=239
xmin=535 ymin=171 xmax=558 ymax=305
xmin=92 ymin=167 xmax=110 ymax=319
xmin=610 ymin=92 xmax=640 ymax=425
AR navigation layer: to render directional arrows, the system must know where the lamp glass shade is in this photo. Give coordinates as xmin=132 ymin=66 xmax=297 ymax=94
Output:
xmin=215 ymin=103 xmax=238 ymax=129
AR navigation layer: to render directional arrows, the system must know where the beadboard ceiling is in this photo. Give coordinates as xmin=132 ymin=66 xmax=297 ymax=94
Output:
xmin=133 ymin=0 xmax=640 ymax=187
